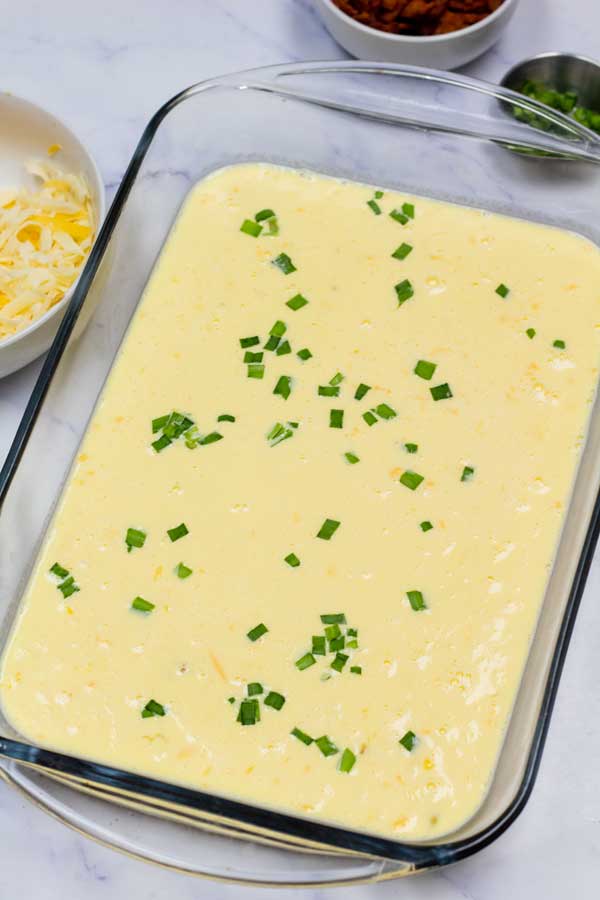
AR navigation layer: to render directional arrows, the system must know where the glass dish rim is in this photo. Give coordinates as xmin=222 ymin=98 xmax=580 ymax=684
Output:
xmin=2 ymin=60 xmax=600 ymax=869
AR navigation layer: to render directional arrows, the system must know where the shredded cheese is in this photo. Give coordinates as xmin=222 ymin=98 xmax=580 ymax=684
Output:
xmin=0 ymin=160 xmax=95 ymax=341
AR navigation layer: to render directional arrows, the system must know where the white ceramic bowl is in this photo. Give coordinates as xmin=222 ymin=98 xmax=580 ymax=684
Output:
xmin=313 ymin=0 xmax=520 ymax=70
xmin=0 ymin=93 xmax=105 ymax=379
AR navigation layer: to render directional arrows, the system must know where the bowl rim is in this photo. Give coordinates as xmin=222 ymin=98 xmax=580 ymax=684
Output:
xmin=0 ymin=91 xmax=106 ymax=353
xmin=500 ymin=50 xmax=600 ymax=90
xmin=317 ymin=0 xmax=519 ymax=44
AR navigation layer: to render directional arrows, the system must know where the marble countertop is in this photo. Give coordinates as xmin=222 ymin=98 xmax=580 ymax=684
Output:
xmin=1 ymin=1 xmax=600 ymax=897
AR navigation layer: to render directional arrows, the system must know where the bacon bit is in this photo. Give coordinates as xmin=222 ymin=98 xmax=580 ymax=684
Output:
xmin=209 ymin=651 xmax=227 ymax=681
xmin=332 ymin=0 xmax=503 ymax=36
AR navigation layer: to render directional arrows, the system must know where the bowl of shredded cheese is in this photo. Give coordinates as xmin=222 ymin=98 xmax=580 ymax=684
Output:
xmin=0 ymin=93 xmax=104 ymax=378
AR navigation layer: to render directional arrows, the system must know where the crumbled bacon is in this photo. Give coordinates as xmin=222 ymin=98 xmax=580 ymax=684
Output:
xmin=332 ymin=0 xmax=503 ymax=36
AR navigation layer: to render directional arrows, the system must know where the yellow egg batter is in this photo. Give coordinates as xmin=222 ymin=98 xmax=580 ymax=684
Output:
xmin=2 ymin=163 xmax=600 ymax=841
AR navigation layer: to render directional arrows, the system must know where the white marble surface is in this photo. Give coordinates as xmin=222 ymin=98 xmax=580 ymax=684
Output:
xmin=2 ymin=1 xmax=600 ymax=896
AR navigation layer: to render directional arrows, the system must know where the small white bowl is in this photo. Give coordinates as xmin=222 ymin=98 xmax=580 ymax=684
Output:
xmin=0 ymin=93 xmax=105 ymax=379
xmin=313 ymin=0 xmax=520 ymax=70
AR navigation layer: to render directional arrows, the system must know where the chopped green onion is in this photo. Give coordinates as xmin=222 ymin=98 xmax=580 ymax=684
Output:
xmin=131 ymin=596 xmax=155 ymax=613
xmin=399 ymin=730 xmax=417 ymax=752
xmin=350 ymin=665 xmax=362 ymax=675
xmin=315 ymin=735 xmax=339 ymax=757
xmin=238 ymin=698 xmax=260 ymax=725
xmin=329 ymin=635 xmax=345 ymax=652
xmin=273 ymin=253 xmax=296 ymax=275
xmin=227 ymin=696 xmax=235 ymax=704
xmin=240 ymin=336 xmax=260 ymax=349
xmin=49 ymin=562 xmax=69 ymax=578
xmin=217 ymin=414 xmax=236 ymax=423
xmin=392 ymin=242 xmax=413 ymax=261
xmin=244 ymin=350 xmax=264 ymax=363
xmin=167 ymin=522 xmax=189 ymax=542
xmin=330 ymin=372 xmax=344 ymax=387
xmin=399 ymin=470 xmax=424 ymax=491
xmin=295 ymin=652 xmax=316 ymax=670
xmin=286 ymin=293 xmax=309 ymax=311
xmin=403 ymin=202 xmax=415 ymax=218
xmin=331 ymin=652 xmax=349 ymax=672
xmin=344 ymin=452 xmax=360 ymax=465
xmin=267 ymin=421 xmax=297 ymax=447
xmin=374 ymin=190 xmax=384 ymax=199
xmin=321 ymin=613 xmax=346 ymax=624
xmin=247 ymin=363 xmax=265 ymax=379
xmin=264 ymin=691 xmax=286 ymax=710
xmin=420 ymin=520 xmax=433 ymax=532
xmin=430 ymin=383 xmax=453 ymax=401
xmin=241 ymin=219 xmax=262 ymax=237
xmin=414 ymin=359 xmax=437 ymax=381
xmin=367 ymin=198 xmax=381 ymax=215
xmin=405 ymin=443 xmax=418 ymax=454
xmin=58 ymin=576 xmax=79 ymax=599
xmin=152 ymin=434 xmax=172 ymax=453
xmin=375 ymin=403 xmax=396 ymax=419
xmin=152 ymin=414 xmax=169 ymax=434
xmin=407 ymin=590 xmax=427 ymax=611
xmin=247 ymin=623 xmax=268 ymax=642
xmin=339 ymin=748 xmax=356 ymax=773
xmin=175 ymin=562 xmax=192 ymax=579
xmin=526 ymin=328 xmax=536 ymax=339
xmin=273 ymin=375 xmax=292 ymax=400
xmin=395 ymin=279 xmax=414 ymax=306
xmin=264 ymin=334 xmax=280 ymax=352
xmin=324 ymin=624 xmax=341 ymax=641
xmin=200 ymin=432 xmax=223 ymax=445
xmin=553 ymin=339 xmax=566 ymax=349
xmin=312 ymin=635 xmax=326 ymax=655
xmin=297 ymin=348 xmax=312 ymax=361
xmin=291 ymin=727 xmax=313 ymax=745
xmin=141 ymin=699 xmax=165 ymax=719
xmin=247 ymin=682 xmax=263 ymax=696
xmin=329 ymin=409 xmax=344 ymax=429
xmin=255 ymin=208 xmax=276 ymax=222
xmin=318 ymin=385 xmax=339 ymax=397
xmin=317 ymin=519 xmax=341 ymax=540
xmin=276 ymin=340 xmax=292 ymax=356
xmin=270 ymin=320 xmax=287 ymax=337
xmin=389 ymin=209 xmax=409 ymax=225
xmin=362 ymin=410 xmax=377 ymax=427
xmin=284 ymin=552 xmax=301 ymax=568
xmin=495 ymin=283 xmax=510 ymax=299
xmin=346 ymin=639 xmax=358 ymax=649
xmin=354 ymin=383 xmax=371 ymax=401
xmin=461 ymin=465 xmax=475 ymax=482
xmin=347 ymin=626 xmax=357 ymax=636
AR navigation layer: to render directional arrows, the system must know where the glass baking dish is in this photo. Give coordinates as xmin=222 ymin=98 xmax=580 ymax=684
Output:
xmin=2 ymin=62 xmax=600 ymax=885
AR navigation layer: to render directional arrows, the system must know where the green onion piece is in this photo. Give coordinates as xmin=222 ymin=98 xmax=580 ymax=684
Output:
xmin=49 ymin=562 xmax=69 ymax=578
xmin=363 ymin=410 xmax=377 ymax=426
xmin=255 ymin=208 xmax=276 ymax=222
xmin=162 ymin=412 xmax=194 ymax=441
xmin=291 ymin=727 xmax=313 ymax=745
xmin=389 ymin=208 xmax=409 ymax=225
xmin=346 ymin=638 xmax=358 ymax=649
xmin=167 ymin=522 xmax=189 ymax=542
xmin=200 ymin=432 xmax=223 ymax=446
xmin=244 ymin=350 xmax=264 ymax=363
xmin=392 ymin=242 xmax=413 ymax=261
xmin=399 ymin=730 xmax=417 ymax=752
xmin=317 ymin=519 xmax=341 ymax=540
xmin=339 ymin=748 xmax=356 ymax=773
xmin=329 ymin=635 xmax=345 ymax=652
xmin=141 ymin=699 xmax=165 ymax=718
xmin=407 ymin=590 xmax=427 ymax=611
xmin=315 ymin=735 xmax=339 ymax=757
xmin=330 ymin=372 xmax=344 ymax=387
xmin=247 ymin=623 xmax=268 ymax=642
xmin=402 ymin=202 xmax=415 ymax=218
xmin=347 ymin=626 xmax=357 ymax=636
xmin=295 ymin=652 xmax=316 ymax=671
xmin=297 ymin=348 xmax=312 ymax=361
xmin=276 ymin=340 xmax=292 ymax=356
xmin=267 ymin=421 xmax=296 ymax=447
xmin=217 ymin=414 xmax=236 ymax=423
xmin=399 ymin=470 xmax=424 ymax=491
xmin=321 ymin=613 xmax=346 ymax=624
xmin=367 ymin=198 xmax=381 ymax=215
xmin=318 ymin=385 xmax=339 ymax=397
xmin=152 ymin=434 xmax=172 ymax=453
xmin=331 ymin=652 xmax=349 ymax=672
xmin=284 ymin=552 xmax=301 ymax=568
xmin=58 ymin=577 xmax=79 ymax=599
xmin=495 ymin=283 xmax=510 ymax=299
xmin=324 ymin=623 xmax=341 ymax=641
xmin=152 ymin=414 xmax=169 ymax=434
xmin=273 ymin=375 xmax=292 ymax=400
xmin=266 ymin=216 xmax=280 ymax=235
xmin=375 ymin=403 xmax=396 ymax=419
xmin=270 ymin=320 xmax=287 ymax=338
xmin=430 ymin=383 xmax=453 ymax=401
xmin=354 ymin=383 xmax=371 ymax=401
xmin=247 ymin=682 xmax=263 ymax=696
xmin=329 ymin=409 xmax=344 ymax=429
xmin=247 ymin=363 xmax=265 ymax=379
xmin=350 ymin=665 xmax=362 ymax=675
xmin=238 ymin=698 xmax=260 ymax=725
xmin=405 ymin=443 xmax=418 ymax=454
xmin=374 ymin=190 xmax=383 ymax=199
xmin=420 ymin=520 xmax=433 ymax=532
xmin=414 ymin=359 xmax=437 ymax=381
xmin=264 ymin=691 xmax=286 ymax=710
xmin=131 ymin=596 xmax=155 ymax=613
xmin=553 ymin=339 xmax=566 ymax=349
xmin=227 ymin=696 xmax=235 ymax=704
xmin=273 ymin=253 xmax=296 ymax=275
xmin=175 ymin=562 xmax=192 ymax=579
xmin=395 ymin=279 xmax=414 ymax=306
xmin=461 ymin=465 xmax=475 ymax=482
xmin=240 ymin=219 xmax=262 ymax=237
xmin=526 ymin=328 xmax=536 ymax=339
xmin=240 ymin=336 xmax=260 ymax=349
xmin=286 ymin=293 xmax=309 ymax=311
xmin=312 ymin=635 xmax=326 ymax=655
xmin=344 ymin=452 xmax=360 ymax=464
xmin=264 ymin=334 xmax=280 ymax=352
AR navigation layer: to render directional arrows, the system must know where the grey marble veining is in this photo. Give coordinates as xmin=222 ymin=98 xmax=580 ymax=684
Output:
xmin=1 ymin=1 xmax=600 ymax=897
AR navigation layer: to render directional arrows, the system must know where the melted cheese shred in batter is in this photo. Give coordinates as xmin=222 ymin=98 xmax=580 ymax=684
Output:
xmin=3 ymin=164 xmax=600 ymax=841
